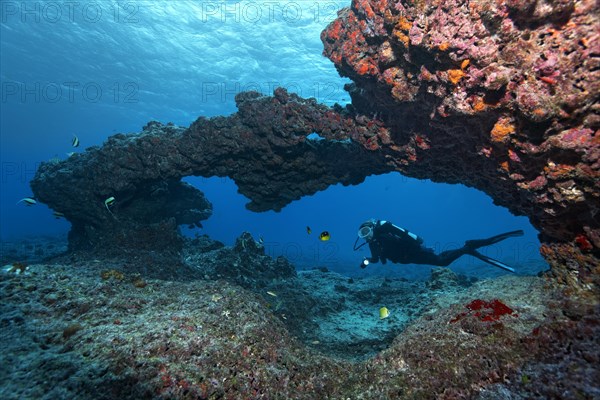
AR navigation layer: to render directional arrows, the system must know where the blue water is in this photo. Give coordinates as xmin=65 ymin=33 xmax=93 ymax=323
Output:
xmin=0 ymin=1 xmax=546 ymax=279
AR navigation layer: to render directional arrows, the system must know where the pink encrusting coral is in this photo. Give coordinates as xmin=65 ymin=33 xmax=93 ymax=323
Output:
xmin=322 ymin=0 xmax=600 ymax=291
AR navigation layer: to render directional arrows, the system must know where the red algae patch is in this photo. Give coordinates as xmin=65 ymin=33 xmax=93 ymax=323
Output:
xmin=450 ymin=299 xmax=516 ymax=323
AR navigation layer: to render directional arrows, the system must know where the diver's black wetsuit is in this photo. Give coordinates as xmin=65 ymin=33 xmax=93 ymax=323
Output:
xmin=365 ymin=221 xmax=461 ymax=266
xmin=362 ymin=220 xmax=523 ymax=271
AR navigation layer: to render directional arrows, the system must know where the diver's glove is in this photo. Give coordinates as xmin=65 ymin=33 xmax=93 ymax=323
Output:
xmin=360 ymin=258 xmax=370 ymax=269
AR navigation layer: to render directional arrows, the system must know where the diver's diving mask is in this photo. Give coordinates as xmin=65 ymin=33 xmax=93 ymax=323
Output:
xmin=354 ymin=220 xmax=376 ymax=251
xmin=358 ymin=225 xmax=374 ymax=240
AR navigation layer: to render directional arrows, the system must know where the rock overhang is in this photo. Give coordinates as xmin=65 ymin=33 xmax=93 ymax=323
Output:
xmin=29 ymin=0 xmax=599 ymax=292
xmin=319 ymin=0 xmax=599 ymax=291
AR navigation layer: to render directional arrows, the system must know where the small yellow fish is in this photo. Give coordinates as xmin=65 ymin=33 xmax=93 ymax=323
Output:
xmin=266 ymin=291 xmax=277 ymax=297
xmin=16 ymin=197 xmax=36 ymax=206
xmin=104 ymin=196 xmax=116 ymax=212
xmin=319 ymin=231 xmax=331 ymax=241
xmin=379 ymin=307 xmax=390 ymax=320
xmin=306 ymin=226 xmax=312 ymax=235
xmin=72 ymin=135 xmax=80 ymax=147
xmin=53 ymin=211 xmax=65 ymax=219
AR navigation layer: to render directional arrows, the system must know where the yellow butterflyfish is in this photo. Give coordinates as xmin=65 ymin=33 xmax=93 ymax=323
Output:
xmin=379 ymin=307 xmax=390 ymax=319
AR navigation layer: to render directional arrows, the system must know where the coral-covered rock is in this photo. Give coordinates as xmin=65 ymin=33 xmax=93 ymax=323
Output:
xmin=30 ymin=0 xmax=599 ymax=293
xmin=31 ymin=90 xmax=389 ymax=253
xmin=184 ymin=232 xmax=296 ymax=289
xmin=426 ymin=266 xmax=459 ymax=290
xmin=540 ymin=241 xmax=600 ymax=294
xmin=32 ymin=122 xmax=213 ymax=254
xmin=322 ymin=0 xmax=599 ymax=290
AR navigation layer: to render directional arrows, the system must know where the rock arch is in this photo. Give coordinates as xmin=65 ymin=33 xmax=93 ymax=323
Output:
xmin=31 ymin=0 xmax=599 ymax=291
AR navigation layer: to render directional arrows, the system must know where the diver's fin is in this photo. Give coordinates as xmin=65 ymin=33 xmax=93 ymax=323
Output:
xmin=464 ymin=230 xmax=524 ymax=250
xmin=468 ymin=250 xmax=516 ymax=273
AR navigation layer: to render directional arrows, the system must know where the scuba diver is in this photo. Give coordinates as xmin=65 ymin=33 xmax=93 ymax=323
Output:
xmin=353 ymin=219 xmax=523 ymax=272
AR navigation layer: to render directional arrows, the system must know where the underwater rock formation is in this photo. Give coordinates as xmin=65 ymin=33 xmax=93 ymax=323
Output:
xmin=426 ymin=267 xmax=459 ymax=290
xmin=321 ymin=0 xmax=599 ymax=290
xmin=184 ymin=232 xmax=296 ymax=288
xmin=31 ymin=89 xmax=389 ymax=253
xmin=32 ymin=122 xmax=214 ymax=253
xmin=30 ymin=0 xmax=599 ymax=291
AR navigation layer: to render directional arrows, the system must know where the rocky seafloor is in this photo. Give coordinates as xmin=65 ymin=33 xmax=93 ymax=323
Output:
xmin=1 ymin=233 xmax=598 ymax=399
xmin=6 ymin=0 xmax=599 ymax=397
xmin=30 ymin=0 xmax=600 ymax=291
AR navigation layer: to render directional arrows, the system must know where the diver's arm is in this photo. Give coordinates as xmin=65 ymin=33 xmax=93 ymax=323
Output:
xmin=361 ymin=242 xmax=381 ymax=268
xmin=369 ymin=241 xmax=382 ymax=263
xmin=365 ymin=254 xmax=380 ymax=264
